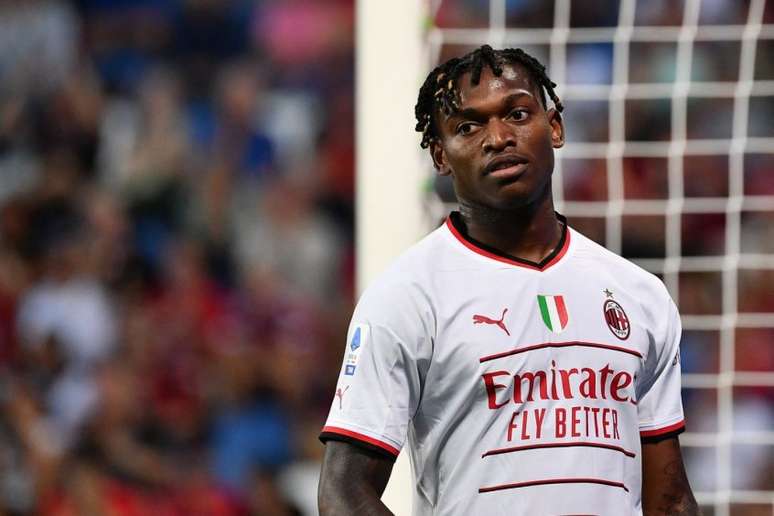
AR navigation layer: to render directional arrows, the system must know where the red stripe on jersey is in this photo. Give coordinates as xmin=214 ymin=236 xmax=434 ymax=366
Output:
xmin=479 ymin=477 xmax=629 ymax=494
xmin=541 ymin=232 xmax=571 ymax=270
xmin=607 ymin=309 xmax=617 ymax=330
xmin=445 ymin=217 xmax=571 ymax=271
xmin=479 ymin=340 xmax=643 ymax=363
xmin=640 ymin=420 xmax=685 ymax=438
xmin=615 ymin=309 xmax=628 ymax=330
xmin=555 ymin=296 xmax=569 ymax=328
xmin=321 ymin=426 xmax=400 ymax=457
xmin=482 ymin=441 xmax=636 ymax=459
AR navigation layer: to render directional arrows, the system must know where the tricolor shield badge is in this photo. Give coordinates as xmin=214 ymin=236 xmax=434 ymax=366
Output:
xmin=537 ymin=294 xmax=569 ymax=333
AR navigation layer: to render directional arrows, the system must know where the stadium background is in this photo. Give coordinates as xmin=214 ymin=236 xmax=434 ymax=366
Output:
xmin=0 ymin=1 xmax=770 ymax=515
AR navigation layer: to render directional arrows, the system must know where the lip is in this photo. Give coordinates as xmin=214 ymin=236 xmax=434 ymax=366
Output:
xmin=487 ymin=162 xmax=527 ymax=180
xmin=483 ymin=155 xmax=529 ymax=179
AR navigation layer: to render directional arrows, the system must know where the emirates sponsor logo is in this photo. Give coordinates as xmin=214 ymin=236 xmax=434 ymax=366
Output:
xmin=481 ymin=360 xmax=637 ymax=444
xmin=482 ymin=360 xmax=635 ymax=408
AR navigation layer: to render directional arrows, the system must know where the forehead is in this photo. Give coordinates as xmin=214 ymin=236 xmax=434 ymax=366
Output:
xmin=456 ymin=62 xmax=540 ymax=107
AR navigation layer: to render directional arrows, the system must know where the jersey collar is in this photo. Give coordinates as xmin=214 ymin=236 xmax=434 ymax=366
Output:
xmin=445 ymin=211 xmax=571 ymax=271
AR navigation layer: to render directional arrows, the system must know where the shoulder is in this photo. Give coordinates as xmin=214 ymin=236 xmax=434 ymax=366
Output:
xmin=352 ymin=227 xmax=445 ymax=335
xmin=569 ymin=227 xmax=672 ymax=304
xmin=569 ymin=229 xmax=678 ymax=345
xmin=361 ymin=224 xmax=447 ymax=295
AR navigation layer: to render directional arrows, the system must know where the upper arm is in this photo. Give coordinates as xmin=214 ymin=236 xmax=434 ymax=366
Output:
xmin=638 ymin=295 xmax=685 ymax=438
xmin=318 ymin=440 xmax=395 ymax=516
xmin=317 ymin=277 xmax=431 ymax=514
xmin=638 ymin=287 xmax=698 ymax=514
xmin=321 ymin=281 xmax=433 ymax=461
xmin=641 ymin=436 xmax=699 ymax=515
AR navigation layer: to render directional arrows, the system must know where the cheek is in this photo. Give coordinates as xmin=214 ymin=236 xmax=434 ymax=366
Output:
xmin=526 ymin=129 xmax=556 ymax=178
xmin=523 ymin=124 xmax=554 ymax=153
xmin=445 ymin=140 xmax=478 ymax=170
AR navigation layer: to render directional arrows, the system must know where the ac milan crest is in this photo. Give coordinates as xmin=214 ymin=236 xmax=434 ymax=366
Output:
xmin=604 ymin=299 xmax=630 ymax=340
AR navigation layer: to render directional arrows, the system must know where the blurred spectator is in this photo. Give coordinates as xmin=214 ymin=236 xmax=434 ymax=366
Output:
xmin=16 ymin=207 xmax=116 ymax=449
xmin=206 ymin=60 xmax=274 ymax=180
xmin=0 ymin=0 xmax=79 ymax=98
xmin=209 ymin=349 xmax=292 ymax=492
xmin=0 ymin=1 xmax=354 ymax=514
xmin=234 ymin=177 xmax=343 ymax=302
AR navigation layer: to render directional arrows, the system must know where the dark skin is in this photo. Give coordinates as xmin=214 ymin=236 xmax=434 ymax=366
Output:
xmin=319 ymin=63 xmax=699 ymax=515
xmin=430 ymin=64 xmax=564 ymax=262
xmin=642 ymin=437 xmax=700 ymax=515
xmin=318 ymin=441 xmax=394 ymax=515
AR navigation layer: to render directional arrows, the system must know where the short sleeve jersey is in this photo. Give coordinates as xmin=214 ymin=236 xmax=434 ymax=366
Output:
xmin=321 ymin=213 xmax=685 ymax=516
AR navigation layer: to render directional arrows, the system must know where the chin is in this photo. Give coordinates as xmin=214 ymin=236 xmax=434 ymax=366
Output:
xmin=491 ymin=197 xmax=534 ymax=212
xmin=498 ymin=176 xmax=552 ymax=208
xmin=489 ymin=184 xmax=537 ymax=208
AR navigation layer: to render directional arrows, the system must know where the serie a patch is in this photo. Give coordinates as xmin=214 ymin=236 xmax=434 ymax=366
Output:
xmin=344 ymin=323 xmax=368 ymax=376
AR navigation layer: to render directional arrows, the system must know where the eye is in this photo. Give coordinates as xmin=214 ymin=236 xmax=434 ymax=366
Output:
xmin=508 ymin=109 xmax=529 ymax=121
xmin=456 ymin=122 xmax=477 ymax=135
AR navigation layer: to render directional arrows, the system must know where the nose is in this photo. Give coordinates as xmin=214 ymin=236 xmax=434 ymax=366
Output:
xmin=482 ymin=118 xmax=516 ymax=153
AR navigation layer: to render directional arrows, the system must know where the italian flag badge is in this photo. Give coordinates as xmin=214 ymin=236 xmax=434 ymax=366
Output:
xmin=537 ymin=294 xmax=569 ymax=333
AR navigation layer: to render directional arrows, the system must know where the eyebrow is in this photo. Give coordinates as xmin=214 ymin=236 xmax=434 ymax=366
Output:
xmin=448 ymin=91 xmax=536 ymax=121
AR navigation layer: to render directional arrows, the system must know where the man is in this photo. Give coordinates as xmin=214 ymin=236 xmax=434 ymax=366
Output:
xmin=318 ymin=45 xmax=699 ymax=515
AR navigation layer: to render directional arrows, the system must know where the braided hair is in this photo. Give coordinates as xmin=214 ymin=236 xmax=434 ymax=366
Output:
xmin=414 ymin=45 xmax=563 ymax=149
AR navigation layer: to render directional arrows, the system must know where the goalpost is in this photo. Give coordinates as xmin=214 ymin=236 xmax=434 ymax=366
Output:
xmin=356 ymin=2 xmax=427 ymax=514
xmin=357 ymin=1 xmax=774 ymax=514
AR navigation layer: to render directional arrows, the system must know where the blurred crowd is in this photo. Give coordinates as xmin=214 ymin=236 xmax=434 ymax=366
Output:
xmin=0 ymin=0 xmax=771 ymax=515
xmin=0 ymin=0 xmax=353 ymax=514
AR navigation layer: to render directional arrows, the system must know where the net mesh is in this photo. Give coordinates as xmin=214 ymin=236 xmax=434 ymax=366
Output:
xmin=423 ymin=1 xmax=774 ymax=513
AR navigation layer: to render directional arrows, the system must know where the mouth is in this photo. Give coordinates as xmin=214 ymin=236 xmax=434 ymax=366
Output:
xmin=483 ymin=155 xmax=529 ymax=180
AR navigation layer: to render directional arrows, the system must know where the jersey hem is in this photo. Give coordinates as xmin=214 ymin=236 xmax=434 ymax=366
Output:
xmin=320 ymin=425 xmax=400 ymax=458
xmin=639 ymin=419 xmax=685 ymax=439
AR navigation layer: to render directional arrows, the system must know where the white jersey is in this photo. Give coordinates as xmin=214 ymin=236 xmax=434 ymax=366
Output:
xmin=321 ymin=213 xmax=685 ymax=516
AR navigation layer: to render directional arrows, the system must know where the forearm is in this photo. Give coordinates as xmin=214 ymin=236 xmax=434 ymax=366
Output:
xmin=319 ymin=481 xmax=394 ymax=516
xmin=642 ymin=467 xmax=700 ymax=516
xmin=318 ymin=441 xmax=395 ymax=516
xmin=642 ymin=437 xmax=700 ymax=515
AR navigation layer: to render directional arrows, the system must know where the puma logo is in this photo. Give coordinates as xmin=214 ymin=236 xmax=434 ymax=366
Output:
xmin=335 ymin=386 xmax=349 ymax=409
xmin=473 ymin=308 xmax=510 ymax=336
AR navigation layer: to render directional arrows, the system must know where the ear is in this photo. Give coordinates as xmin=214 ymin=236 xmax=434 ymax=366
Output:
xmin=547 ymin=108 xmax=565 ymax=149
xmin=430 ymin=140 xmax=452 ymax=176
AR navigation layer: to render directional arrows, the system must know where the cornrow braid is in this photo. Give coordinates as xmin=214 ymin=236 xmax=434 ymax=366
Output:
xmin=415 ymin=45 xmax=563 ymax=149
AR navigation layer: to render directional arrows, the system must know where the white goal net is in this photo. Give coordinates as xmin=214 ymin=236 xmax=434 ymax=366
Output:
xmin=359 ymin=1 xmax=774 ymax=515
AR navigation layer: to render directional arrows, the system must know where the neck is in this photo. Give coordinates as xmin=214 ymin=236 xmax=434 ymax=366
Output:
xmin=458 ymin=190 xmax=563 ymax=264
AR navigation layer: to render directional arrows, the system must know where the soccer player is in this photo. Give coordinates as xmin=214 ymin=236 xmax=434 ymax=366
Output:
xmin=318 ymin=45 xmax=699 ymax=515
